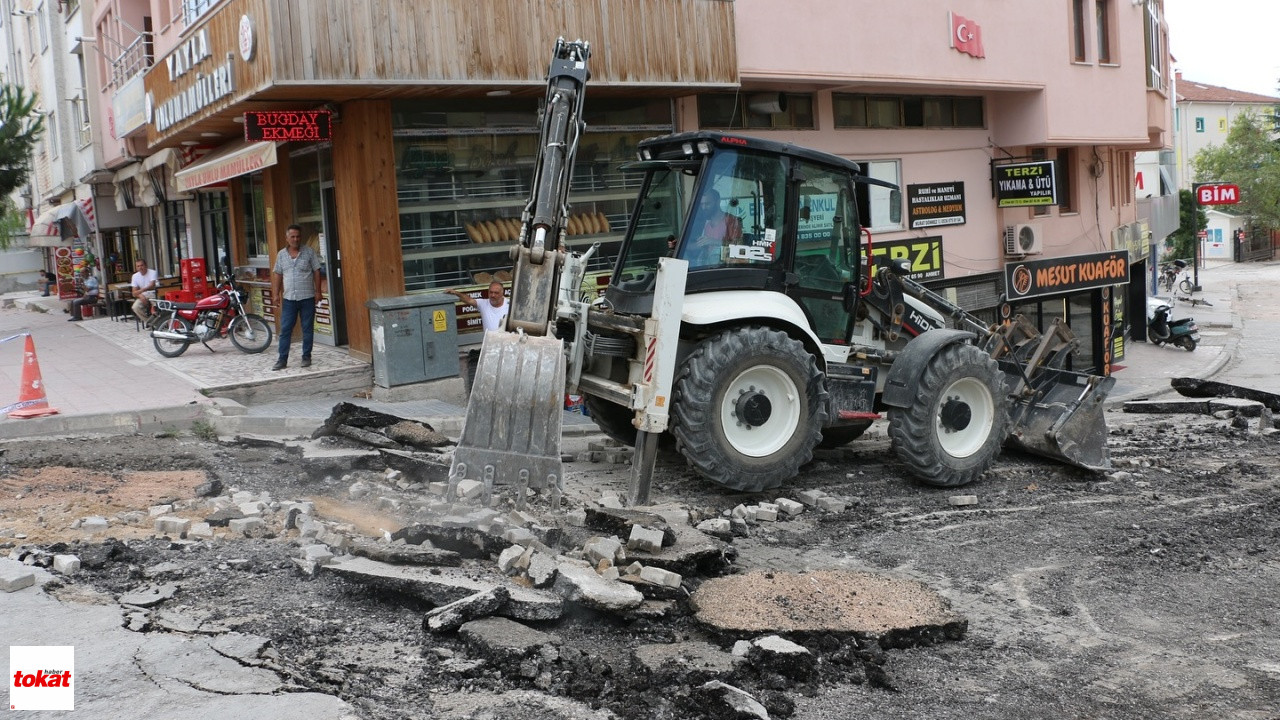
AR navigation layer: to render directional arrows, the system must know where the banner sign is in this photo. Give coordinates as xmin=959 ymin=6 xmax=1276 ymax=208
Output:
xmin=907 ymin=182 xmax=966 ymax=228
xmin=995 ymin=161 xmax=1058 ymax=207
xmin=868 ymin=236 xmax=945 ymax=281
xmin=1004 ymin=250 xmax=1129 ymax=301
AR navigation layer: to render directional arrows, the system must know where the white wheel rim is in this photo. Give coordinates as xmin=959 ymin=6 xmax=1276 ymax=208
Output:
xmin=936 ymin=377 xmax=995 ymax=458
xmin=719 ymin=365 xmax=801 ymax=457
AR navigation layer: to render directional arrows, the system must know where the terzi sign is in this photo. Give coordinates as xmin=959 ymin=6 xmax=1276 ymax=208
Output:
xmin=1004 ymin=250 xmax=1129 ymax=301
xmin=868 ymin=236 xmax=945 ymax=281
xmin=244 ymin=110 xmax=332 ymax=142
xmin=995 ymin=161 xmax=1058 ymax=207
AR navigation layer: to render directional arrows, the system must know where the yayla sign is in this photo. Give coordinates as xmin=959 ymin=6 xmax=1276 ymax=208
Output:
xmin=10 ymin=646 xmax=74 ymax=710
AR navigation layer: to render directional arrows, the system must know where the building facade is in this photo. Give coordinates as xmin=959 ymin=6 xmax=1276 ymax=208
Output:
xmin=79 ymin=0 xmax=1173 ymax=374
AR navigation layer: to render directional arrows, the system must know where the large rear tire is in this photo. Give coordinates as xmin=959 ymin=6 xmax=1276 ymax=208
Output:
xmin=671 ymin=326 xmax=827 ymax=492
xmin=887 ymin=342 xmax=1008 ymax=487
xmin=152 ymin=316 xmax=193 ymax=358
xmin=818 ymin=419 xmax=874 ymax=448
xmin=229 ymin=314 xmax=273 ymax=354
xmin=583 ymin=394 xmax=637 ymax=446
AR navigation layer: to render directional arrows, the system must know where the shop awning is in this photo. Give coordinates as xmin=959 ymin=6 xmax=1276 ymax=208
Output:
xmin=143 ymin=148 xmax=191 ymax=202
xmin=175 ymin=141 xmax=279 ymax=193
xmin=29 ymin=198 xmax=95 ymax=240
xmin=112 ymin=163 xmax=158 ymax=210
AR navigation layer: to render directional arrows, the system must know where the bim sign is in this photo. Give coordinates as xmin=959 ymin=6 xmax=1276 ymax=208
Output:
xmin=244 ymin=110 xmax=331 ymax=142
xmin=1196 ymin=183 xmax=1240 ymax=205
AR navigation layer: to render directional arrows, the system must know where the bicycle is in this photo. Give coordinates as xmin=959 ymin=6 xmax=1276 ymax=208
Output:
xmin=1160 ymin=259 xmax=1193 ymax=295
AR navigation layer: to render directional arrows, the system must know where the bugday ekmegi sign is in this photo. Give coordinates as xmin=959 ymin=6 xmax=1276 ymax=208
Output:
xmin=1004 ymin=250 xmax=1129 ymax=301
xmin=995 ymin=161 xmax=1058 ymax=207
xmin=907 ymin=182 xmax=966 ymax=228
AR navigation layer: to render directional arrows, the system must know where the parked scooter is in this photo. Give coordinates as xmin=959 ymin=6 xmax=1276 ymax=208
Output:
xmin=1147 ymin=299 xmax=1199 ymax=351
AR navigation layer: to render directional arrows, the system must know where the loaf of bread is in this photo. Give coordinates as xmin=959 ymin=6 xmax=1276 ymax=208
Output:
xmin=465 ymin=222 xmax=482 ymax=243
xmin=495 ymin=270 xmax=512 ymax=282
xmin=473 ymin=271 xmax=492 ymax=284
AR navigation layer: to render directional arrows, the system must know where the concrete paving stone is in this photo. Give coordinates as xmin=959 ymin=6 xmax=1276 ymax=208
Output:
xmin=1 ymin=565 xmax=36 ymax=592
xmin=149 ymin=504 xmax=174 ymax=517
xmin=815 ymin=497 xmax=847 ymax=513
xmin=81 ymin=516 xmax=109 ymax=532
xmin=154 ymin=516 xmax=192 ymax=535
xmin=189 ymin=522 xmax=214 ymax=539
xmin=627 ymin=525 xmax=666 ymax=553
xmin=795 ymin=489 xmax=827 ymax=506
xmin=553 ymin=563 xmax=644 ymax=612
xmin=638 ymin=565 xmax=682 ymax=588
xmin=775 ymin=498 xmax=804 ymax=516
xmin=228 ymin=517 xmax=265 ymax=536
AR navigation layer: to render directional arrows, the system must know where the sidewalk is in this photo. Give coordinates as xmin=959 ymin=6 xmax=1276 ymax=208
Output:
xmin=0 ymin=263 xmax=1242 ymax=440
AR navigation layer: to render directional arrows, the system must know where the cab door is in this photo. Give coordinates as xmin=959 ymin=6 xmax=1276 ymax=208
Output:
xmin=788 ymin=165 xmax=860 ymax=344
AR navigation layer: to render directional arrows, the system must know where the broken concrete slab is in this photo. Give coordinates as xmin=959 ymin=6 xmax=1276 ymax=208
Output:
xmin=346 ymin=537 xmax=462 ymax=566
xmin=424 ymin=586 xmax=510 ymax=633
xmin=632 ymin=641 xmax=737 ymax=685
xmin=696 ymin=681 xmax=770 ymax=720
xmin=1172 ymin=377 xmax=1280 ymax=411
xmin=584 ymin=507 xmax=676 ymax=547
xmin=552 ymin=563 xmax=644 ymax=612
xmin=458 ymin=616 xmax=561 ymax=664
xmin=119 ymin=583 xmax=179 ymax=608
xmin=1 ymin=564 xmax=36 ymax=592
xmin=749 ymin=635 xmax=814 ymax=680
xmin=691 ymin=569 xmax=966 ymax=641
xmin=624 ymin=520 xmax=734 ymax=577
xmin=391 ymin=523 xmax=510 ymax=559
xmin=325 ymin=556 xmax=562 ymax=621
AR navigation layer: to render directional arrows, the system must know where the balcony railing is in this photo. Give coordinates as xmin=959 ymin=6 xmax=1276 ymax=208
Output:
xmin=108 ymin=33 xmax=152 ymax=91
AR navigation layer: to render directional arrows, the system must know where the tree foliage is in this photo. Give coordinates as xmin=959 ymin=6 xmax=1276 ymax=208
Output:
xmin=1164 ymin=188 xmax=1205 ymax=263
xmin=0 ymin=84 xmax=44 ymax=199
xmin=1190 ymin=109 xmax=1280 ymax=229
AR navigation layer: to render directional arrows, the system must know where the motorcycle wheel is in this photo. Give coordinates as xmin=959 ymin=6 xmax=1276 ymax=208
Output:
xmin=1147 ymin=328 xmax=1166 ymax=345
xmin=1176 ymin=336 xmax=1197 ymax=352
xmin=229 ymin=314 xmax=273 ymax=354
xmin=153 ymin=316 xmax=193 ymax=358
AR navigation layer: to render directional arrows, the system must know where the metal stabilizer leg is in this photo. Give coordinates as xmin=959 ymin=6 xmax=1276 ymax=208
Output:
xmin=627 ymin=430 xmax=660 ymax=507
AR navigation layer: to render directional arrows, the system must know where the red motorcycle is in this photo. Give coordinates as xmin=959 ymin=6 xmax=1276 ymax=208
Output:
xmin=150 ymin=279 xmax=273 ymax=358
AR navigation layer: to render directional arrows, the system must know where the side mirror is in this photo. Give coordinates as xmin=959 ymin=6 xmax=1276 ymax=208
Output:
xmin=888 ymin=189 xmax=902 ymax=225
xmin=843 ymin=283 xmax=858 ymax=312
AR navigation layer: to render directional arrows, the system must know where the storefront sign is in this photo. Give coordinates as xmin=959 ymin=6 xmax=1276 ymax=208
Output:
xmin=995 ymin=161 xmax=1058 ymax=207
xmin=1195 ymin=183 xmax=1240 ymax=205
xmin=112 ymin=74 xmax=148 ymax=138
xmin=150 ymin=55 xmax=236 ymax=132
xmin=1004 ymin=250 xmax=1129 ymax=301
xmin=175 ymin=141 xmax=279 ymax=192
xmin=907 ymin=182 xmax=966 ymax=228
xmin=868 ymin=236 xmax=945 ymax=281
xmin=244 ymin=110 xmax=332 ymax=142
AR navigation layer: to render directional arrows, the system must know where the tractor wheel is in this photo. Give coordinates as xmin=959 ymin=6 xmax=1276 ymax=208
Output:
xmin=818 ymin=419 xmax=874 ymax=448
xmin=583 ymin=394 xmax=637 ymax=446
xmin=671 ymin=326 xmax=827 ymax=492
xmin=887 ymin=343 xmax=1008 ymax=487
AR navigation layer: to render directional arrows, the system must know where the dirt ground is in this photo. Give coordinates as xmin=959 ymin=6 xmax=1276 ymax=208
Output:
xmin=2 ymin=406 xmax=1278 ymax=720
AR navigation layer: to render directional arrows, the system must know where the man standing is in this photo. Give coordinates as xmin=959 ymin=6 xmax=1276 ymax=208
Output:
xmin=272 ymin=224 xmax=322 ymax=370
xmin=447 ymin=280 xmax=509 ymax=332
xmin=130 ymin=259 xmax=158 ymax=325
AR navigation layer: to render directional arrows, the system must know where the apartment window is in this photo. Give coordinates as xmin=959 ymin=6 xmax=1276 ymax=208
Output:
xmin=1096 ymin=0 xmax=1112 ymax=64
xmin=1218 ymin=118 xmax=1227 ymax=131
xmin=697 ymin=93 xmax=815 ymax=130
xmin=1031 ymin=148 xmax=1050 ymax=217
xmin=834 ymin=94 xmax=984 ymax=129
xmin=47 ymin=111 xmax=58 ymax=159
xmin=1057 ymin=148 xmax=1077 ymax=213
xmin=1143 ymin=0 xmax=1166 ymax=90
xmin=182 ymin=0 xmax=217 ymax=26
xmin=1072 ymin=0 xmax=1087 ymax=62
xmin=851 ymin=159 xmax=903 ymax=231
xmin=37 ymin=3 xmax=48 ymax=51
xmin=1195 ymin=117 xmax=1205 ymax=133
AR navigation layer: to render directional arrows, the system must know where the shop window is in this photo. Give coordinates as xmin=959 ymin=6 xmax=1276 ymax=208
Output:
xmin=198 ymin=191 xmax=230 ymax=278
xmin=240 ymin=174 xmax=267 ymax=262
xmin=834 ymin=94 xmax=983 ymax=129
xmin=1071 ymin=0 xmax=1087 ymax=62
xmin=697 ymin=93 xmax=815 ymax=130
xmin=391 ymin=99 xmax=672 ymax=298
xmin=160 ymin=200 xmax=184 ymax=276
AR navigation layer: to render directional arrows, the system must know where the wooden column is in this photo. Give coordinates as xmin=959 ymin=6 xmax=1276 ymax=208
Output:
xmin=332 ymin=99 xmax=402 ymax=360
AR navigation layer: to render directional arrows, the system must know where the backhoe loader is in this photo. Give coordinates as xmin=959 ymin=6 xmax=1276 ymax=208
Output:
xmin=449 ymin=39 xmax=1114 ymax=504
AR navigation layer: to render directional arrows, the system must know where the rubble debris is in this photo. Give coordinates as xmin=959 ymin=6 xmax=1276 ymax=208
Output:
xmin=584 ymin=507 xmax=676 ymax=547
xmin=0 ymin=562 xmax=36 ymax=592
xmin=324 ymin=555 xmax=563 ymax=621
xmin=313 ymin=402 xmax=450 ymax=449
xmin=633 ymin=641 xmax=736 ymax=685
xmin=458 ymin=616 xmax=561 ymax=665
xmin=119 ymin=582 xmax=179 ymax=608
xmin=748 ymin=635 xmax=814 ymax=680
xmin=336 ymin=424 xmax=400 ymax=448
xmin=345 ymin=537 xmax=461 ymax=566
xmin=694 ymin=681 xmax=771 ymax=720
xmin=424 ymin=586 xmax=511 ymax=633
xmin=1172 ymin=377 xmax=1280 ymax=411
xmin=553 ymin=562 xmax=645 ymax=612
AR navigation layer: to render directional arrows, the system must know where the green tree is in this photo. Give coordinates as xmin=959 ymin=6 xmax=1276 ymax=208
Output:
xmin=1191 ymin=110 xmax=1280 ymax=230
xmin=1165 ymin=188 xmax=1205 ymax=262
xmin=0 ymin=84 xmax=44 ymax=198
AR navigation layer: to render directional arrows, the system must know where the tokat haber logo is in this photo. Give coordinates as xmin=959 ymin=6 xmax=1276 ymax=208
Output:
xmin=10 ymin=646 xmax=74 ymax=710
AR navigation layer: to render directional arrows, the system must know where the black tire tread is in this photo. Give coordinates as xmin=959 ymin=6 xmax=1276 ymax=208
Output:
xmin=886 ymin=342 xmax=1008 ymax=487
xmin=671 ymin=326 xmax=827 ymax=492
xmin=230 ymin=314 xmax=273 ymax=354
xmin=583 ymin=394 xmax=637 ymax=446
xmin=152 ymin=316 xmax=193 ymax=358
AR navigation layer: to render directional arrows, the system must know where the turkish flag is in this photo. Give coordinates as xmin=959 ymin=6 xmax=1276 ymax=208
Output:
xmin=951 ymin=12 xmax=985 ymax=58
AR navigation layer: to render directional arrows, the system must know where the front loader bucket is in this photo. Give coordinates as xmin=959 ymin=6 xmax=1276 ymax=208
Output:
xmin=1003 ymin=367 xmax=1115 ymax=471
xmin=450 ymin=331 xmax=566 ymax=490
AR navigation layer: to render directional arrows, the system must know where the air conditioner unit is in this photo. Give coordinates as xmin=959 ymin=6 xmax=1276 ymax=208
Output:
xmin=1004 ymin=223 xmax=1043 ymax=256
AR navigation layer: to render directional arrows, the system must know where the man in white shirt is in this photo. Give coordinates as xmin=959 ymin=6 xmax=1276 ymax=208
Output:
xmin=448 ymin=280 xmax=509 ymax=332
xmin=130 ymin=259 xmax=159 ymax=326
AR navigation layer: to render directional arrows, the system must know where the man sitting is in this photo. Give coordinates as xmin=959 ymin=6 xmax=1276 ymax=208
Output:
xmin=66 ymin=269 xmax=99 ymax=322
xmin=131 ymin=259 xmax=159 ymax=326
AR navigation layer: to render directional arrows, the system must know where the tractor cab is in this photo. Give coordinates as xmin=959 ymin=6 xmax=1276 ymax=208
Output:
xmin=606 ymin=132 xmax=890 ymax=344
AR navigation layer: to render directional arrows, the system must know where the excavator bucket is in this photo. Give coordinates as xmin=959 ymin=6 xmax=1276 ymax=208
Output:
xmin=450 ymin=331 xmax=566 ymax=490
xmin=1003 ymin=366 xmax=1115 ymax=471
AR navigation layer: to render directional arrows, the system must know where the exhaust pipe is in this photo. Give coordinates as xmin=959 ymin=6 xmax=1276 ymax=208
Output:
xmin=151 ymin=330 xmax=192 ymax=341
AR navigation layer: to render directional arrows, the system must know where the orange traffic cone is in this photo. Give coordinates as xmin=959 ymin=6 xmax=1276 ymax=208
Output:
xmin=7 ymin=335 xmax=59 ymax=419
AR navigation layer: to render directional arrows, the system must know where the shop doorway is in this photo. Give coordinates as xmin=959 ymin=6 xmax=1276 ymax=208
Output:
xmin=320 ymin=185 xmax=347 ymax=346
xmin=198 ymin=190 xmax=232 ymax=280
